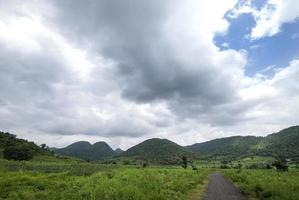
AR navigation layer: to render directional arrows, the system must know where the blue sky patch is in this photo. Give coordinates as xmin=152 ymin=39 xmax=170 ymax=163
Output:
xmin=215 ymin=7 xmax=299 ymax=77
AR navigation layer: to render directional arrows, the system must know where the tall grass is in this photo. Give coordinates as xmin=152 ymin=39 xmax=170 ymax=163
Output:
xmin=223 ymin=169 xmax=299 ymax=200
xmin=0 ymin=159 xmax=210 ymax=200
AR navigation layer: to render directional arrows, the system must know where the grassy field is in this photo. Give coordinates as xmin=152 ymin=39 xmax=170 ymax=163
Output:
xmin=223 ymin=169 xmax=299 ymax=200
xmin=0 ymin=158 xmax=210 ymax=200
xmin=1 ymin=155 xmax=299 ymax=200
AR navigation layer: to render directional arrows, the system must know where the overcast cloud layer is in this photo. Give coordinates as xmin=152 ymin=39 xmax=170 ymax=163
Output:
xmin=0 ymin=0 xmax=299 ymax=149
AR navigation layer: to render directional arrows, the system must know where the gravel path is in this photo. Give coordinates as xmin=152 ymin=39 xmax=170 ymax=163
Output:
xmin=202 ymin=172 xmax=247 ymax=200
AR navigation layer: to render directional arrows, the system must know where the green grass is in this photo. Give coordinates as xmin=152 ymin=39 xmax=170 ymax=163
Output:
xmin=0 ymin=159 xmax=210 ymax=200
xmin=223 ymin=169 xmax=299 ymax=200
xmin=2 ymin=156 xmax=299 ymax=200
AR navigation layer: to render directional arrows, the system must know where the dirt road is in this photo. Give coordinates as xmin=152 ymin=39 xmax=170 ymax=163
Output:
xmin=202 ymin=172 xmax=247 ymax=200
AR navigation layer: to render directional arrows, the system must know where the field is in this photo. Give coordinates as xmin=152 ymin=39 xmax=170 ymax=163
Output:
xmin=223 ymin=169 xmax=299 ymax=200
xmin=0 ymin=158 xmax=210 ymax=200
xmin=1 ymin=155 xmax=299 ymax=200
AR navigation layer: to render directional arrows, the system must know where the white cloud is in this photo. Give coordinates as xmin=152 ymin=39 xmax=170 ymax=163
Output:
xmin=231 ymin=0 xmax=299 ymax=39
xmin=221 ymin=42 xmax=230 ymax=48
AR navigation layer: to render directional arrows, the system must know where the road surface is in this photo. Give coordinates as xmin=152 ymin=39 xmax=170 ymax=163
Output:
xmin=202 ymin=172 xmax=247 ymax=200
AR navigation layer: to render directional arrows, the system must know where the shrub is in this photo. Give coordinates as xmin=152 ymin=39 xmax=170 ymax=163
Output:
xmin=220 ymin=164 xmax=229 ymax=169
xmin=246 ymin=163 xmax=272 ymax=169
xmin=181 ymin=156 xmax=187 ymax=169
xmin=272 ymin=156 xmax=288 ymax=171
xmin=142 ymin=162 xmax=148 ymax=168
xmin=3 ymin=145 xmax=33 ymax=161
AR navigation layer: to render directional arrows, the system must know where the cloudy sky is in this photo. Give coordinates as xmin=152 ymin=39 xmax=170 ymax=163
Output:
xmin=1 ymin=0 xmax=299 ymax=149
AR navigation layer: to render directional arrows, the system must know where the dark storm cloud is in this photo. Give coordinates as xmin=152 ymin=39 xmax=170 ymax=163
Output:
xmin=0 ymin=41 xmax=67 ymax=102
xmin=0 ymin=0 xmax=254 ymax=143
xmin=51 ymin=0 xmax=243 ymax=113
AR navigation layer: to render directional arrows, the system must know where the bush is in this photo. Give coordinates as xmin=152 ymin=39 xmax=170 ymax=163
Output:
xmin=272 ymin=156 xmax=288 ymax=171
xmin=220 ymin=164 xmax=229 ymax=169
xmin=246 ymin=163 xmax=272 ymax=169
xmin=3 ymin=145 xmax=33 ymax=161
xmin=142 ymin=162 xmax=148 ymax=168
xmin=181 ymin=156 xmax=188 ymax=169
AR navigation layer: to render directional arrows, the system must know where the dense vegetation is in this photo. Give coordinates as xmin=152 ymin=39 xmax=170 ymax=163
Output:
xmin=187 ymin=126 xmax=299 ymax=160
xmin=186 ymin=136 xmax=262 ymax=160
xmin=121 ymin=138 xmax=197 ymax=165
xmin=0 ymin=131 xmax=50 ymax=160
xmin=3 ymin=145 xmax=33 ymax=161
xmin=223 ymin=169 xmax=299 ymax=200
xmin=54 ymin=141 xmax=115 ymax=161
xmin=260 ymin=126 xmax=299 ymax=160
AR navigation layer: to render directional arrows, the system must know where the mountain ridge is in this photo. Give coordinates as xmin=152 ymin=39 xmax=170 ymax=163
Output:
xmin=186 ymin=126 xmax=299 ymax=160
xmin=45 ymin=125 xmax=299 ymax=162
xmin=121 ymin=138 xmax=197 ymax=164
xmin=54 ymin=141 xmax=115 ymax=161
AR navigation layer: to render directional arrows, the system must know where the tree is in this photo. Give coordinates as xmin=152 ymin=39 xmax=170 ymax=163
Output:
xmin=40 ymin=144 xmax=47 ymax=149
xmin=181 ymin=156 xmax=188 ymax=169
xmin=3 ymin=145 xmax=33 ymax=161
xmin=237 ymin=161 xmax=242 ymax=169
xmin=220 ymin=160 xmax=229 ymax=169
xmin=142 ymin=162 xmax=148 ymax=168
xmin=272 ymin=156 xmax=288 ymax=171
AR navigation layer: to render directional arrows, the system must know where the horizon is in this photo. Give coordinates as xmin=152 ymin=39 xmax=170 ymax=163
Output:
xmin=3 ymin=124 xmax=297 ymax=150
xmin=1 ymin=0 xmax=299 ymax=150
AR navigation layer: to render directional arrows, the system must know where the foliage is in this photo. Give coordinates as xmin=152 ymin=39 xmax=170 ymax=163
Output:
xmin=272 ymin=156 xmax=288 ymax=171
xmin=0 ymin=132 xmax=51 ymax=162
xmin=223 ymin=169 xmax=299 ymax=200
xmin=245 ymin=163 xmax=272 ymax=169
xmin=220 ymin=160 xmax=230 ymax=169
xmin=3 ymin=145 xmax=33 ymax=161
xmin=181 ymin=156 xmax=188 ymax=169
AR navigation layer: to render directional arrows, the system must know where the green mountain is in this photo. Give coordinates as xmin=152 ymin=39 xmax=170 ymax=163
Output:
xmin=122 ymin=138 xmax=196 ymax=165
xmin=114 ymin=148 xmax=124 ymax=154
xmin=54 ymin=141 xmax=115 ymax=161
xmin=186 ymin=126 xmax=299 ymax=160
xmin=259 ymin=126 xmax=299 ymax=159
xmin=186 ymin=136 xmax=262 ymax=159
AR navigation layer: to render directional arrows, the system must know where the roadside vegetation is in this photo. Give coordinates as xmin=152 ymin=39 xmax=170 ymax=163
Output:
xmin=223 ymin=169 xmax=299 ymax=200
xmin=0 ymin=159 xmax=210 ymax=200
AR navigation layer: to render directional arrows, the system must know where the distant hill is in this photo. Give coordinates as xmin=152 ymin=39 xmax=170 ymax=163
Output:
xmin=186 ymin=126 xmax=299 ymax=160
xmin=3 ymin=125 xmax=299 ymax=163
xmin=114 ymin=148 xmax=123 ymax=154
xmin=259 ymin=126 xmax=299 ymax=159
xmin=186 ymin=136 xmax=262 ymax=159
xmin=122 ymin=138 xmax=196 ymax=165
xmin=54 ymin=141 xmax=115 ymax=161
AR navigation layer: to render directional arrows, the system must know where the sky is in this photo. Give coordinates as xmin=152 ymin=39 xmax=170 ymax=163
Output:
xmin=0 ymin=0 xmax=299 ymax=150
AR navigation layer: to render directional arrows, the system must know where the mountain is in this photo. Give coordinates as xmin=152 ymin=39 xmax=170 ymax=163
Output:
xmin=114 ymin=148 xmax=124 ymax=154
xmin=260 ymin=126 xmax=299 ymax=159
xmin=187 ymin=126 xmax=299 ymax=160
xmin=54 ymin=141 xmax=115 ymax=161
xmin=186 ymin=136 xmax=262 ymax=159
xmin=122 ymin=138 xmax=196 ymax=165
